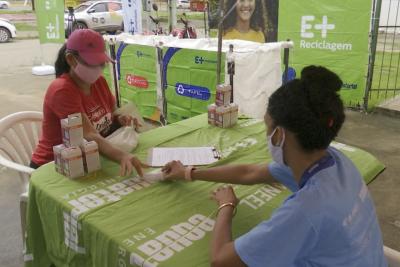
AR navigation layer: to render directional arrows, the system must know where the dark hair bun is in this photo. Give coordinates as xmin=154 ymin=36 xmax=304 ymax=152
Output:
xmin=267 ymin=65 xmax=345 ymax=151
xmin=301 ymin=65 xmax=343 ymax=93
xmin=299 ymin=65 xmax=343 ymax=120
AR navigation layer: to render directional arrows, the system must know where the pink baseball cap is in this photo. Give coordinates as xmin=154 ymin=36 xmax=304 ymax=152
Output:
xmin=66 ymin=29 xmax=112 ymax=65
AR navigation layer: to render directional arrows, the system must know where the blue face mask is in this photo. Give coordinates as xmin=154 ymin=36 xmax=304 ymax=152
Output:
xmin=267 ymin=127 xmax=286 ymax=165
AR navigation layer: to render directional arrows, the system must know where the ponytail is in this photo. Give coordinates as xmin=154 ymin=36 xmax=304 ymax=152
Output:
xmin=55 ymin=43 xmax=70 ymax=78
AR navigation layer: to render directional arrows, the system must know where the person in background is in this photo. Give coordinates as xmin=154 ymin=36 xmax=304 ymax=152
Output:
xmin=223 ymin=0 xmax=266 ymax=43
xmin=162 ymin=66 xmax=387 ymax=266
xmin=31 ymin=29 xmax=145 ymax=177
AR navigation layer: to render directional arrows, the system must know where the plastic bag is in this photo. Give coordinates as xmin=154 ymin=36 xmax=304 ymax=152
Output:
xmin=114 ymin=102 xmax=149 ymax=133
xmin=106 ymin=125 xmax=139 ymax=152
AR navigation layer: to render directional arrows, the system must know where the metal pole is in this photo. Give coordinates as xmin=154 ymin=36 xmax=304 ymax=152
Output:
xmin=109 ymin=43 xmax=121 ymax=108
xmin=283 ymin=39 xmax=290 ymax=84
xmin=158 ymin=44 xmax=167 ymax=125
xmin=169 ymin=0 xmax=177 ymax=33
xmin=203 ymin=1 xmax=208 ymax=37
xmin=364 ymin=0 xmax=383 ymax=111
xmin=228 ymin=44 xmax=235 ymax=103
xmin=216 ymin=1 xmax=239 ymax=84
xmin=216 ymin=0 xmax=224 ymax=84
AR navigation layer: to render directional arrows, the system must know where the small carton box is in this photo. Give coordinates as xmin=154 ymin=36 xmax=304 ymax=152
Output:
xmin=208 ymin=104 xmax=217 ymax=125
xmin=229 ymin=103 xmax=239 ymax=126
xmin=53 ymin=144 xmax=66 ymax=174
xmin=215 ymin=106 xmax=231 ymax=128
xmin=61 ymin=113 xmax=83 ymax=147
xmin=80 ymin=140 xmax=101 ymax=173
xmin=61 ymin=146 xmax=85 ymax=179
xmin=215 ymin=84 xmax=232 ymax=107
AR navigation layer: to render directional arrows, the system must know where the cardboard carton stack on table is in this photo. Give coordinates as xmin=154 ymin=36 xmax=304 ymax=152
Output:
xmin=53 ymin=113 xmax=101 ymax=179
xmin=208 ymin=84 xmax=239 ymax=128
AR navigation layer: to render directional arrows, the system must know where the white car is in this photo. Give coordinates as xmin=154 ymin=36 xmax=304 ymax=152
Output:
xmin=177 ymin=0 xmax=190 ymax=9
xmin=0 ymin=1 xmax=10 ymax=9
xmin=64 ymin=0 xmax=123 ymax=33
xmin=0 ymin=18 xmax=16 ymax=43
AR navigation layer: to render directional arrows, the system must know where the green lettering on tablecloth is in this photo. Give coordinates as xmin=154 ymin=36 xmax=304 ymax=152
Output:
xmin=63 ymin=212 xmax=85 ymax=254
xmin=67 ymin=177 xmax=153 ymax=215
xmin=221 ymin=138 xmax=258 ymax=158
xmin=130 ymin=214 xmax=215 ymax=266
xmin=240 ymin=184 xmax=286 ymax=210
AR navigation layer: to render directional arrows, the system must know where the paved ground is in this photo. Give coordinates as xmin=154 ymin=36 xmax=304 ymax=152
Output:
xmin=0 ymin=39 xmax=399 ymax=266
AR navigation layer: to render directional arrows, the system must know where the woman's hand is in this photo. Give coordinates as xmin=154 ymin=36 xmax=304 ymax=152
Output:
xmin=211 ymin=185 xmax=239 ymax=206
xmin=120 ymin=153 xmax=147 ymax=177
xmin=162 ymin=160 xmax=186 ymax=180
xmin=117 ymin=115 xmax=142 ymax=130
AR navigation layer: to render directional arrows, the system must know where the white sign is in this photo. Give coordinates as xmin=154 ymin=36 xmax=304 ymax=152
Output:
xmin=122 ymin=0 xmax=143 ymax=34
xmin=300 ymin=15 xmax=352 ymax=52
xmin=301 ymin=15 xmax=335 ymax=39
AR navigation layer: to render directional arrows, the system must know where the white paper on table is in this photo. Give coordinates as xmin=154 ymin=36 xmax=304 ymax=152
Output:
xmin=147 ymin=147 xmax=220 ymax=167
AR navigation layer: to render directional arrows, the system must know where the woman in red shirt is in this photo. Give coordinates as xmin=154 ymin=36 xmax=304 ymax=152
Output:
xmin=31 ymin=29 xmax=145 ymax=176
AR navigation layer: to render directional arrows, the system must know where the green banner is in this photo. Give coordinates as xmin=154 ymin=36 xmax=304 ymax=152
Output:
xmin=35 ymin=0 xmax=65 ymax=44
xmin=118 ymin=43 xmax=160 ymax=121
xmin=163 ymin=47 xmax=225 ymax=123
xmin=278 ymin=0 xmax=371 ymax=106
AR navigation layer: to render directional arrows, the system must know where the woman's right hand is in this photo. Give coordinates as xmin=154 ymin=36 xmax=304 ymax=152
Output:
xmin=162 ymin=160 xmax=186 ymax=180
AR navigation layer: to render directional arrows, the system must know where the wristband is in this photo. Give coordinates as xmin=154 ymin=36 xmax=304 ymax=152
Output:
xmin=184 ymin=166 xmax=196 ymax=181
xmin=217 ymin=202 xmax=237 ymax=217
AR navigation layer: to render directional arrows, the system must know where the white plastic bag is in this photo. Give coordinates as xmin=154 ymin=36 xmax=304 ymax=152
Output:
xmin=114 ymin=102 xmax=149 ymax=133
xmin=106 ymin=126 xmax=139 ymax=152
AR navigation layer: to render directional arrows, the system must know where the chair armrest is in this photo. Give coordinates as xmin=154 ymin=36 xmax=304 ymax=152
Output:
xmin=0 ymin=157 xmax=34 ymax=175
xmin=384 ymin=246 xmax=400 ymax=267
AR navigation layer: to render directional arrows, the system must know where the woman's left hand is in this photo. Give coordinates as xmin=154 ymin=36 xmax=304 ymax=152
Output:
xmin=211 ymin=185 xmax=239 ymax=206
xmin=117 ymin=115 xmax=142 ymax=129
xmin=120 ymin=153 xmax=148 ymax=177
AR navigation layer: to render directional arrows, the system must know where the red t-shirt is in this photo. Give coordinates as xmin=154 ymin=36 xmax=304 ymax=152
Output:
xmin=31 ymin=74 xmax=116 ymax=166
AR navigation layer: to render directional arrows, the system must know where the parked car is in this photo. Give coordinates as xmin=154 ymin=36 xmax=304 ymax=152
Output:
xmin=0 ymin=1 xmax=10 ymax=9
xmin=177 ymin=0 xmax=190 ymax=9
xmin=64 ymin=0 xmax=123 ymax=34
xmin=0 ymin=18 xmax=16 ymax=43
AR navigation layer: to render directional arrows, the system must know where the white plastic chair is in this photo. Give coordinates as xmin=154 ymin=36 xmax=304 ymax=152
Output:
xmin=0 ymin=111 xmax=43 ymax=242
xmin=385 ymin=245 xmax=400 ymax=267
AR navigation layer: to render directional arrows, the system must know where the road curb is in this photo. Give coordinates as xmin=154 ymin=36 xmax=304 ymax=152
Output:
xmin=374 ymin=96 xmax=400 ymax=119
xmin=374 ymin=106 xmax=400 ymax=119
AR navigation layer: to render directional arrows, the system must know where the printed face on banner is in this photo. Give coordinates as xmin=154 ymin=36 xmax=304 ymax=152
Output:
xmin=210 ymin=0 xmax=278 ymax=43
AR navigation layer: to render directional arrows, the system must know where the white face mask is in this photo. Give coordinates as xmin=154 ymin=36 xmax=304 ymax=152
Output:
xmin=267 ymin=127 xmax=286 ymax=165
xmin=74 ymin=61 xmax=103 ymax=84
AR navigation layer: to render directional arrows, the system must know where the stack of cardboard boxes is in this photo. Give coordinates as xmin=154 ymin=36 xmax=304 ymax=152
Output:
xmin=208 ymin=84 xmax=239 ymax=128
xmin=53 ymin=113 xmax=101 ymax=179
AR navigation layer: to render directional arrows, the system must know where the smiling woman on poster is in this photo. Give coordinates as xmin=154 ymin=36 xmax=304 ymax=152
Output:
xmin=223 ymin=0 xmax=267 ymax=43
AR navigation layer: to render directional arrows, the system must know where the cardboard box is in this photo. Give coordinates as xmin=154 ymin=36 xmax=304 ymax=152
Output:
xmin=215 ymin=106 xmax=231 ymax=128
xmin=61 ymin=113 xmax=83 ymax=147
xmin=61 ymin=146 xmax=85 ymax=179
xmin=80 ymin=140 xmax=101 ymax=173
xmin=230 ymin=103 xmax=239 ymax=126
xmin=53 ymin=144 xmax=66 ymax=174
xmin=208 ymin=104 xmax=217 ymax=125
xmin=215 ymin=84 xmax=232 ymax=107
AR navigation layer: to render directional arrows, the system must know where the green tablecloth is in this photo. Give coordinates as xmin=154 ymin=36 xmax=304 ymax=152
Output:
xmin=25 ymin=114 xmax=385 ymax=267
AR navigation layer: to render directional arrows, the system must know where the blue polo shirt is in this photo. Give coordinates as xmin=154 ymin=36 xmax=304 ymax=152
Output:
xmin=234 ymin=147 xmax=387 ymax=267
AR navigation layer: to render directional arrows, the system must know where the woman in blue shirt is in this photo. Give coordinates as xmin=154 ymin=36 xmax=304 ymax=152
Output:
xmin=162 ymin=66 xmax=387 ymax=267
